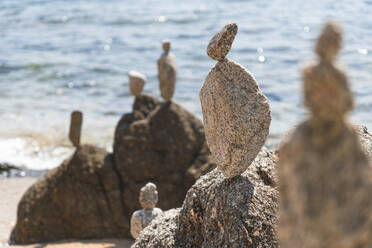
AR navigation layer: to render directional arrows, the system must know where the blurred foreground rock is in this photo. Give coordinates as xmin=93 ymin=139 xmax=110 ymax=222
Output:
xmin=278 ymin=22 xmax=372 ymax=248
xmin=12 ymin=93 xmax=215 ymax=244
xmin=132 ymin=147 xmax=279 ymax=248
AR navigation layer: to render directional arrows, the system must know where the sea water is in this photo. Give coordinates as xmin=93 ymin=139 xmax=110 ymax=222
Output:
xmin=1 ymin=0 xmax=372 ymax=170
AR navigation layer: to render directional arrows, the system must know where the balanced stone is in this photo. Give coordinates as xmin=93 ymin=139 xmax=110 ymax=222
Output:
xmin=129 ymin=71 xmax=146 ymax=97
xmin=130 ymin=183 xmax=163 ymax=239
xmin=207 ymin=23 xmax=238 ymax=61
xmin=157 ymin=40 xmax=177 ymax=101
xmin=69 ymin=110 xmax=83 ymax=147
xmin=278 ymin=22 xmax=372 ymax=247
xmin=200 ymin=23 xmax=271 ymax=179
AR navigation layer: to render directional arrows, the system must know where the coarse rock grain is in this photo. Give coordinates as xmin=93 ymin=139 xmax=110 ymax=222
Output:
xmin=200 ymin=58 xmax=271 ymax=178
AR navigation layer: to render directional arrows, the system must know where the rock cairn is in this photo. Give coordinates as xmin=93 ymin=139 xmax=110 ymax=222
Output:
xmin=130 ymin=183 xmax=163 ymax=239
xmin=69 ymin=110 xmax=83 ymax=147
xmin=129 ymin=71 xmax=146 ymax=97
xmin=200 ymin=23 xmax=271 ymax=178
xmin=157 ymin=40 xmax=177 ymax=101
xmin=132 ymin=23 xmax=279 ymax=248
xmin=279 ymin=22 xmax=372 ymax=248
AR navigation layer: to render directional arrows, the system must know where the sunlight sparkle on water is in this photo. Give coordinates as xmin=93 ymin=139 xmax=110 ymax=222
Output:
xmin=158 ymin=16 xmax=167 ymax=22
xmin=258 ymin=55 xmax=265 ymax=62
xmin=358 ymin=48 xmax=368 ymax=55
xmin=103 ymin=44 xmax=111 ymax=52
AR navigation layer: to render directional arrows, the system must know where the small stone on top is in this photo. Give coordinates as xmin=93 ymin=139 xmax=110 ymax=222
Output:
xmin=207 ymin=23 xmax=238 ymax=61
xmin=162 ymin=40 xmax=171 ymax=53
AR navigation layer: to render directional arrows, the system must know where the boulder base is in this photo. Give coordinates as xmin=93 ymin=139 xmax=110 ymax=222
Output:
xmin=133 ymin=147 xmax=279 ymax=248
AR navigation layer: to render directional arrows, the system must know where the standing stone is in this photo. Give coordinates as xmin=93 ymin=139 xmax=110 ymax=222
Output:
xmin=279 ymin=22 xmax=372 ymax=248
xmin=157 ymin=40 xmax=177 ymax=101
xmin=129 ymin=71 xmax=146 ymax=97
xmin=130 ymin=183 xmax=163 ymax=239
xmin=200 ymin=23 xmax=271 ymax=178
xmin=207 ymin=23 xmax=238 ymax=61
xmin=69 ymin=111 xmax=83 ymax=147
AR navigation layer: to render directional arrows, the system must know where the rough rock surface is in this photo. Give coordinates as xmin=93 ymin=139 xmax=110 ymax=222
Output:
xmin=129 ymin=71 xmax=146 ymax=97
xmin=278 ymin=22 xmax=372 ymax=248
xmin=133 ymin=209 xmax=180 ymax=248
xmin=355 ymin=125 xmax=372 ymax=161
xmin=200 ymin=59 xmax=271 ymax=178
xmin=132 ymin=147 xmax=279 ymax=248
xmin=69 ymin=111 xmax=83 ymax=147
xmin=206 ymin=23 xmax=238 ymax=61
xmin=157 ymin=40 xmax=177 ymax=101
xmin=114 ymin=96 xmax=215 ymax=217
xmin=12 ymin=145 xmax=129 ymax=244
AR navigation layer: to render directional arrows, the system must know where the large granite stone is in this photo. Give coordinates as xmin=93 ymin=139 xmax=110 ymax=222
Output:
xmin=200 ymin=58 xmax=271 ymax=178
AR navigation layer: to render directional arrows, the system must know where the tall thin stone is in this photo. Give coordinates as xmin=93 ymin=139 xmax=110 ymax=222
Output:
xmin=157 ymin=40 xmax=177 ymax=101
xmin=200 ymin=23 xmax=271 ymax=178
xmin=69 ymin=111 xmax=83 ymax=147
xmin=279 ymin=22 xmax=372 ymax=248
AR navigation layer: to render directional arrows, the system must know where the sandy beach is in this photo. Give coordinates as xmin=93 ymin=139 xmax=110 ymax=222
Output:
xmin=0 ymin=177 xmax=133 ymax=248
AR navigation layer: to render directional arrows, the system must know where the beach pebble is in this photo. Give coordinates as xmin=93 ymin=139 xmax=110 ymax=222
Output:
xmin=200 ymin=58 xmax=271 ymax=178
xmin=129 ymin=71 xmax=146 ymax=97
xmin=69 ymin=110 xmax=83 ymax=147
xmin=207 ymin=23 xmax=238 ymax=61
xmin=130 ymin=183 xmax=163 ymax=239
xmin=158 ymin=40 xmax=177 ymax=101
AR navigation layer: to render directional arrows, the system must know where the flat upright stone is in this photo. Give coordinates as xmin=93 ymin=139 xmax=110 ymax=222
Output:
xmin=157 ymin=40 xmax=177 ymax=101
xmin=200 ymin=58 xmax=271 ymax=178
xmin=69 ymin=111 xmax=83 ymax=147
xmin=129 ymin=71 xmax=146 ymax=97
xmin=207 ymin=23 xmax=238 ymax=61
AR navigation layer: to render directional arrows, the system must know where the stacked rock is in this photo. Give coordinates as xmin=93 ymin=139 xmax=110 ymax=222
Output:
xmin=130 ymin=183 xmax=163 ymax=239
xmin=279 ymin=22 xmax=372 ymax=247
xmin=129 ymin=71 xmax=146 ymax=97
xmin=200 ymin=23 xmax=271 ymax=178
xmin=69 ymin=110 xmax=83 ymax=147
xmin=157 ymin=40 xmax=177 ymax=101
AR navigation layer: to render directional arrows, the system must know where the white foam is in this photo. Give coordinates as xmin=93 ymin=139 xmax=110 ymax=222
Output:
xmin=0 ymin=138 xmax=74 ymax=170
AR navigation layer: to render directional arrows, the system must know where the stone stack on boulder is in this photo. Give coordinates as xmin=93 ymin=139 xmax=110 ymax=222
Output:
xmin=12 ymin=59 xmax=214 ymax=243
xmin=200 ymin=22 xmax=271 ymax=178
xmin=132 ymin=23 xmax=278 ymax=248
xmin=113 ymin=94 xmax=215 ymax=217
xmin=278 ymin=22 xmax=372 ymax=248
xmin=130 ymin=183 xmax=163 ymax=239
xmin=11 ymin=145 xmax=129 ymax=244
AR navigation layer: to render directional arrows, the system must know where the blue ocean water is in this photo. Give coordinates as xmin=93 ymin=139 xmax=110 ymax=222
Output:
xmin=0 ymin=0 xmax=372 ymax=169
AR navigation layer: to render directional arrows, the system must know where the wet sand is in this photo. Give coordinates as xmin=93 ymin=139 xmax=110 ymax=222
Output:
xmin=0 ymin=177 xmax=133 ymax=248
